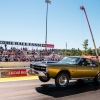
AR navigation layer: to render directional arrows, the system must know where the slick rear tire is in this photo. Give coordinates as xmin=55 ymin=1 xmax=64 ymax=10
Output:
xmin=93 ymin=73 xmax=100 ymax=85
xmin=55 ymin=72 xmax=69 ymax=89
xmin=38 ymin=76 xmax=50 ymax=82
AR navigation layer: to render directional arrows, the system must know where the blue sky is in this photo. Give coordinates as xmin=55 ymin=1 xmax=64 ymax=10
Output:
xmin=0 ymin=0 xmax=100 ymax=49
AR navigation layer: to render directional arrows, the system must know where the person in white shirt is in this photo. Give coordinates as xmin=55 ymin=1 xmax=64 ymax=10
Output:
xmin=1 ymin=56 xmax=5 ymax=62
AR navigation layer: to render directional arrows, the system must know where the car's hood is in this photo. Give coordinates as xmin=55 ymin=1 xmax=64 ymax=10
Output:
xmin=30 ymin=61 xmax=57 ymax=66
xmin=31 ymin=61 xmax=76 ymax=66
xmin=46 ymin=62 xmax=75 ymax=66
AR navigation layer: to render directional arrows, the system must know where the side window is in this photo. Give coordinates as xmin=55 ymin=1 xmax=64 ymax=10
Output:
xmin=86 ymin=59 xmax=98 ymax=67
xmin=78 ymin=58 xmax=88 ymax=66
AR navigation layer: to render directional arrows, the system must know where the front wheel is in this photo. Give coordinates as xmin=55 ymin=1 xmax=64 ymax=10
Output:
xmin=38 ymin=76 xmax=50 ymax=82
xmin=93 ymin=73 xmax=100 ymax=85
xmin=55 ymin=73 xmax=69 ymax=88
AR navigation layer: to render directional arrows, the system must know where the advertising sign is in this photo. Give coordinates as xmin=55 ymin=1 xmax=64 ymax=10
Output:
xmin=42 ymin=44 xmax=54 ymax=48
xmin=0 ymin=40 xmax=54 ymax=48
xmin=1 ymin=69 xmax=27 ymax=78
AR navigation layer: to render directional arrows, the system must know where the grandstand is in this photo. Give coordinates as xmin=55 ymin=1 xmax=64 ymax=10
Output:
xmin=0 ymin=46 xmax=63 ymax=62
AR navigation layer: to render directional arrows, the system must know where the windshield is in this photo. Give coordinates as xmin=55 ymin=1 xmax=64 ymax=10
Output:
xmin=59 ymin=57 xmax=80 ymax=64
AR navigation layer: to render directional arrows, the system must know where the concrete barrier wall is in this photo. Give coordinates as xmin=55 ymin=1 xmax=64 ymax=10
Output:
xmin=0 ymin=62 xmax=31 ymax=68
xmin=0 ymin=62 xmax=34 ymax=78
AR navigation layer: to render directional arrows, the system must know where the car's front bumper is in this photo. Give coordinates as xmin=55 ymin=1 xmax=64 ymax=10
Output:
xmin=30 ymin=68 xmax=48 ymax=77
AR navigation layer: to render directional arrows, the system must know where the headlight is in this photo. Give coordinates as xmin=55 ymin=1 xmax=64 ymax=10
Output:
xmin=30 ymin=64 xmax=32 ymax=68
xmin=30 ymin=64 xmax=34 ymax=69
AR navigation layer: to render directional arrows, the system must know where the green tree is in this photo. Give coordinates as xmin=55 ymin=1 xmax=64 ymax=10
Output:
xmin=76 ymin=49 xmax=82 ymax=56
xmin=87 ymin=48 xmax=92 ymax=55
xmin=70 ymin=48 xmax=76 ymax=56
xmin=82 ymin=39 xmax=88 ymax=51
xmin=92 ymin=49 xmax=96 ymax=56
xmin=97 ymin=48 xmax=100 ymax=56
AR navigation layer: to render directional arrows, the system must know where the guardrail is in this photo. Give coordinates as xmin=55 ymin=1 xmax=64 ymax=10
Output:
xmin=0 ymin=62 xmax=35 ymax=78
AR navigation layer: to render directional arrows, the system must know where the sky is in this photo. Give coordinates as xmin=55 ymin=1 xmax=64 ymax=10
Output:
xmin=0 ymin=0 xmax=100 ymax=50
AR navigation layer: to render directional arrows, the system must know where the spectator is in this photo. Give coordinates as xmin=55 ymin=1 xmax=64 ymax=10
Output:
xmin=0 ymin=46 xmax=62 ymax=62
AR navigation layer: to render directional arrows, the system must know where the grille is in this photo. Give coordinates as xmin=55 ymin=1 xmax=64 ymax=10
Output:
xmin=33 ymin=65 xmax=46 ymax=71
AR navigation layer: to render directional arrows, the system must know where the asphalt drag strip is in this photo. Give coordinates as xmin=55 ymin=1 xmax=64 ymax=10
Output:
xmin=0 ymin=78 xmax=100 ymax=100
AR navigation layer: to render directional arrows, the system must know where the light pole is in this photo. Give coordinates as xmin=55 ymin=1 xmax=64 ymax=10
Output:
xmin=65 ymin=42 xmax=67 ymax=55
xmin=45 ymin=0 xmax=51 ymax=49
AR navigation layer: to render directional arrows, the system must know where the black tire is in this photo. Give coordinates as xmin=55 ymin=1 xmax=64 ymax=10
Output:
xmin=55 ymin=72 xmax=69 ymax=88
xmin=93 ymin=73 xmax=100 ymax=85
xmin=38 ymin=76 xmax=50 ymax=82
xmin=77 ymin=79 xmax=83 ymax=82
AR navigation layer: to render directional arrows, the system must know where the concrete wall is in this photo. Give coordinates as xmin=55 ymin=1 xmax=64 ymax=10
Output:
xmin=0 ymin=62 xmax=32 ymax=77
xmin=0 ymin=62 xmax=31 ymax=68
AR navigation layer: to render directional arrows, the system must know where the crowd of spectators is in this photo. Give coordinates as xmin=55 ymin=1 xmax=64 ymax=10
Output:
xmin=0 ymin=46 xmax=63 ymax=62
xmin=0 ymin=46 xmax=100 ymax=62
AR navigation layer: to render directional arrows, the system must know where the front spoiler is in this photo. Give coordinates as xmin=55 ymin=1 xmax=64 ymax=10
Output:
xmin=30 ymin=68 xmax=47 ymax=77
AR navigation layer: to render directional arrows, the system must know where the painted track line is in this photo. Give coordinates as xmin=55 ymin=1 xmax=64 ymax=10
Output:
xmin=0 ymin=76 xmax=38 ymax=82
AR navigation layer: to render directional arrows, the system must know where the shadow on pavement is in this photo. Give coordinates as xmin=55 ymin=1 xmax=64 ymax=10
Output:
xmin=35 ymin=80 xmax=100 ymax=98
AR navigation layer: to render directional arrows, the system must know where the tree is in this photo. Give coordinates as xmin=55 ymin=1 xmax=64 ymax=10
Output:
xmin=87 ymin=48 xmax=92 ymax=55
xmin=82 ymin=39 xmax=88 ymax=51
xmin=70 ymin=48 xmax=76 ymax=56
xmin=76 ymin=49 xmax=82 ymax=56
xmin=97 ymin=48 xmax=100 ymax=56
xmin=92 ymin=49 xmax=96 ymax=56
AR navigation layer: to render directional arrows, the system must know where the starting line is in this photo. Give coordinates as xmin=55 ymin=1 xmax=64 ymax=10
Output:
xmin=0 ymin=76 xmax=38 ymax=82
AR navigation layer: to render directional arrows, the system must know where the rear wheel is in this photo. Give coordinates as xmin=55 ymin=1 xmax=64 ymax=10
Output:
xmin=55 ymin=72 xmax=69 ymax=88
xmin=38 ymin=76 xmax=50 ymax=82
xmin=93 ymin=73 xmax=100 ymax=85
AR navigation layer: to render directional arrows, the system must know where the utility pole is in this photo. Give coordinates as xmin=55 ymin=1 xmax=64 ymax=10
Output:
xmin=80 ymin=6 xmax=98 ymax=57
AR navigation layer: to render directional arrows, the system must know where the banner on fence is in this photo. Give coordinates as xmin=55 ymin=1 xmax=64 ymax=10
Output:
xmin=0 ymin=40 xmax=54 ymax=48
xmin=0 ymin=68 xmax=35 ymax=78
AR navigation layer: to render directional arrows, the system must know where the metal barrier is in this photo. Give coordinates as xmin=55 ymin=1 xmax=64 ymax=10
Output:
xmin=0 ymin=62 xmax=35 ymax=78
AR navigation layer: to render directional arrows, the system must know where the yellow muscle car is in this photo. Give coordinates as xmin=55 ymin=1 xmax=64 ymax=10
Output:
xmin=30 ymin=56 xmax=100 ymax=88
